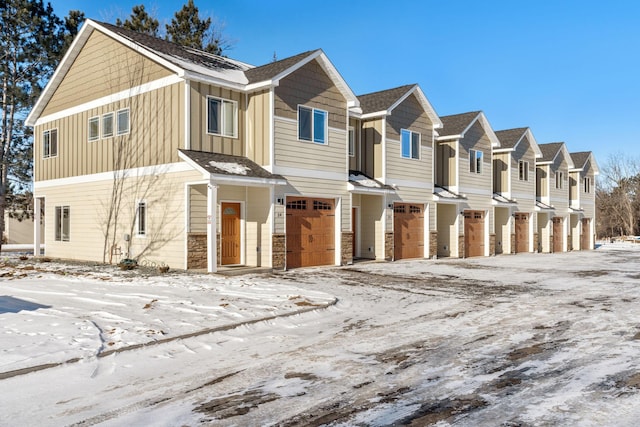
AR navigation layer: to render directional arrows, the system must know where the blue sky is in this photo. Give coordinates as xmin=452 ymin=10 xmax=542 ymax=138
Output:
xmin=49 ymin=0 xmax=640 ymax=166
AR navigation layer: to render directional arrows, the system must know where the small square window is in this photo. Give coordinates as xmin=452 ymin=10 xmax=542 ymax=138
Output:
xmin=207 ymin=97 xmax=237 ymax=137
xmin=401 ymin=129 xmax=420 ymax=159
xmin=43 ymin=129 xmax=58 ymax=158
xmin=89 ymin=117 xmax=99 ymax=141
xmin=298 ymin=106 xmax=327 ymax=144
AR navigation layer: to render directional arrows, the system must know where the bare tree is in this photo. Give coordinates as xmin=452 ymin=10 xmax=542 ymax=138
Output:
xmin=597 ymin=152 xmax=640 ymax=237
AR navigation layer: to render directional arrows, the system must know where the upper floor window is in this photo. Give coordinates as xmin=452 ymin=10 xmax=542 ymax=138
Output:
xmin=348 ymin=126 xmax=355 ymax=157
xmin=102 ymin=113 xmax=114 ymax=138
xmin=89 ymin=116 xmax=99 ymax=141
xmin=43 ymin=129 xmax=58 ymax=158
xmin=470 ymin=149 xmax=483 ymax=174
xmin=401 ymin=129 xmax=420 ymax=159
xmin=207 ymin=97 xmax=237 ymax=137
xmin=518 ymin=160 xmax=529 ymax=181
xmin=117 ymin=109 xmax=130 ymax=135
xmin=298 ymin=105 xmax=327 ymax=144
xmin=55 ymin=205 xmax=70 ymax=242
xmin=583 ymin=177 xmax=591 ymax=193
xmin=555 ymin=171 xmax=564 ymax=189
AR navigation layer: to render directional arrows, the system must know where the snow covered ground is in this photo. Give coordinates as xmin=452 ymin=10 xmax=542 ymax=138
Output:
xmin=2 ymin=243 xmax=640 ymax=426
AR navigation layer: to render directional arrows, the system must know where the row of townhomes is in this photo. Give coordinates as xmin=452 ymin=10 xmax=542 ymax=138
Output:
xmin=26 ymin=20 xmax=599 ymax=272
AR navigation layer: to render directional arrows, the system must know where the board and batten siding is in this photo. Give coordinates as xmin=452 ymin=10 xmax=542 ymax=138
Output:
xmin=493 ymin=152 xmax=509 ymax=193
xmin=189 ymin=81 xmax=244 ymax=156
xmin=274 ymin=59 xmax=346 ymax=130
xmin=435 ymin=140 xmax=457 ymax=188
xmin=536 ymin=165 xmax=548 ymax=199
xmin=348 ymin=117 xmax=361 ymax=172
xmin=361 ymin=119 xmax=383 ymax=179
xmin=246 ymin=89 xmax=271 ymax=166
xmin=35 ymin=82 xmax=184 ymax=182
xmin=42 ymin=30 xmax=173 ymax=116
xmin=38 ymin=169 xmax=201 ymax=269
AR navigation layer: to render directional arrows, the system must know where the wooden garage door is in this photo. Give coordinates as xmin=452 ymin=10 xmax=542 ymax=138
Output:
xmin=552 ymin=217 xmax=564 ymax=252
xmin=286 ymin=197 xmax=335 ymax=269
xmin=394 ymin=203 xmax=424 ymax=260
xmin=581 ymin=218 xmax=591 ymax=250
xmin=514 ymin=213 xmax=529 ymax=253
xmin=464 ymin=210 xmax=484 ymax=257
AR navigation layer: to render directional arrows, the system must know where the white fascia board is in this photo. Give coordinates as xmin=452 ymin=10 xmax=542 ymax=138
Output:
xmin=183 ymin=71 xmax=250 ymax=92
xmin=245 ymin=80 xmax=278 ymax=92
xmin=560 ymin=144 xmax=575 ymax=170
xmin=347 ymin=183 xmax=394 ymax=195
xmin=525 ymin=129 xmax=543 ymax=158
xmin=492 ymin=147 xmax=515 ymax=153
xmin=26 ymin=21 xmax=94 ymax=126
xmin=361 ymin=111 xmax=388 ymax=119
xmin=436 ymin=134 xmax=462 ymax=142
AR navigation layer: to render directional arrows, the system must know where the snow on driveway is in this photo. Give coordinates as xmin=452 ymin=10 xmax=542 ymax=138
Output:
xmin=2 ymin=243 xmax=640 ymax=426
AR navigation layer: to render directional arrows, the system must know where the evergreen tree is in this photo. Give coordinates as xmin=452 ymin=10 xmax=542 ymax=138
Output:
xmin=0 ymin=0 xmax=74 ymax=247
xmin=165 ymin=0 xmax=225 ymax=55
xmin=62 ymin=10 xmax=85 ymax=54
xmin=115 ymin=5 xmax=159 ymax=37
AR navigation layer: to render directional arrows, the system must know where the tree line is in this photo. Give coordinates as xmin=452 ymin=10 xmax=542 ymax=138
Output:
xmin=596 ymin=154 xmax=640 ymax=239
xmin=0 ymin=0 xmax=229 ymax=248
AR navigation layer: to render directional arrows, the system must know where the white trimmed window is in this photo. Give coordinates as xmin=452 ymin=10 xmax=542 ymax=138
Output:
xmin=555 ymin=171 xmax=564 ymax=189
xmin=207 ymin=97 xmax=237 ymax=137
xmin=43 ymin=129 xmax=58 ymax=158
xmin=470 ymin=149 xmax=483 ymax=174
xmin=583 ymin=177 xmax=591 ymax=193
xmin=518 ymin=160 xmax=529 ymax=181
xmin=298 ymin=105 xmax=327 ymax=144
xmin=55 ymin=206 xmax=70 ymax=242
xmin=401 ymin=129 xmax=420 ymax=160
xmin=89 ymin=116 xmax=99 ymax=141
xmin=102 ymin=113 xmax=114 ymax=138
xmin=117 ymin=109 xmax=130 ymax=136
xmin=348 ymin=126 xmax=355 ymax=157
xmin=136 ymin=200 xmax=147 ymax=237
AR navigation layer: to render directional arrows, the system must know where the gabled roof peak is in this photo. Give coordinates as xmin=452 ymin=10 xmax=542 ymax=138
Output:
xmin=437 ymin=111 xmax=499 ymax=147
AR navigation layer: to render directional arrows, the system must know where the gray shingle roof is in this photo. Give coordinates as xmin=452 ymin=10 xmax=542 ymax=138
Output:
xmin=96 ymin=20 xmax=247 ymax=71
xmin=179 ymin=150 xmax=284 ymax=180
xmin=494 ymin=128 xmax=528 ymax=149
xmin=438 ymin=111 xmax=481 ymax=137
xmin=357 ymin=84 xmax=416 ymax=114
xmin=245 ymin=50 xmax=319 ymax=83
xmin=538 ymin=142 xmax=564 ymax=162
xmin=570 ymin=151 xmax=591 ymax=169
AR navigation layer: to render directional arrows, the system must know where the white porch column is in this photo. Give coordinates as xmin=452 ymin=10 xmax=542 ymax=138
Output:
xmin=33 ymin=197 xmax=42 ymax=256
xmin=207 ymin=182 xmax=218 ymax=273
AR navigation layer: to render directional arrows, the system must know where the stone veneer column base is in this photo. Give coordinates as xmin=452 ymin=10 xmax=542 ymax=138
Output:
xmin=429 ymin=231 xmax=438 ymax=259
xmin=534 ymin=232 xmax=539 ymax=253
xmin=187 ymin=233 xmax=207 ymax=269
xmin=341 ymin=232 xmax=353 ymax=265
xmin=489 ymin=233 xmax=496 ymax=256
xmin=272 ymin=234 xmax=286 ymax=270
xmin=458 ymin=235 xmax=465 ymax=258
xmin=510 ymin=233 xmax=516 ymax=254
xmin=385 ymin=232 xmax=394 ymax=261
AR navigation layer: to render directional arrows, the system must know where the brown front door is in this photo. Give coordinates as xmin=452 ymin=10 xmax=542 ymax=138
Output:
xmin=221 ymin=202 xmax=241 ymax=265
xmin=464 ymin=210 xmax=485 ymax=257
xmin=581 ymin=218 xmax=591 ymax=250
xmin=286 ymin=197 xmax=335 ymax=269
xmin=393 ymin=203 xmax=424 ymax=260
xmin=552 ymin=217 xmax=564 ymax=252
xmin=514 ymin=213 xmax=529 ymax=253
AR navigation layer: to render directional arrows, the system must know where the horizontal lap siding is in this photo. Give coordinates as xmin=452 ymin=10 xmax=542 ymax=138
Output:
xmin=511 ymin=138 xmax=537 ymax=209
xmin=42 ymin=31 xmax=173 ymax=116
xmin=35 ymin=83 xmax=184 ymax=181
xmin=274 ymin=119 xmax=347 ymax=173
xmin=549 ymin=154 xmax=569 ymax=211
xmin=189 ymin=82 xmax=244 ymax=156
xmin=458 ymin=122 xmax=493 ymax=196
xmin=39 ymin=170 xmax=201 ymax=269
xmin=580 ymin=159 xmax=596 ymax=218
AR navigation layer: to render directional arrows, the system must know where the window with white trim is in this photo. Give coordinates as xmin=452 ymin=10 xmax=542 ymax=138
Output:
xmin=470 ymin=149 xmax=483 ymax=174
xmin=401 ymin=129 xmax=420 ymax=159
xmin=102 ymin=112 xmax=114 ymax=138
xmin=43 ymin=129 xmax=58 ymax=158
xmin=207 ymin=97 xmax=237 ymax=137
xmin=555 ymin=171 xmax=564 ymax=189
xmin=583 ymin=177 xmax=591 ymax=193
xmin=518 ymin=160 xmax=529 ymax=181
xmin=136 ymin=200 xmax=146 ymax=237
xmin=298 ymin=105 xmax=327 ymax=144
xmin=117 ymin=109 xmax=130 ymax=136
xmin=348 ymin=126 xmax=355 ymax=157
xmin=89 ymin=117 xmax=99 ymax=141
xmin=55 ymin=206 xmax=70 ymax=242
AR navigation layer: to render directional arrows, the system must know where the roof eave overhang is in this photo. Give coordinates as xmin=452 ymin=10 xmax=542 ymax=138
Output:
xmin=347 ymin=183 xmax=394 ymax=195
xmin=184 ymin=71 xmax=249 ymax=92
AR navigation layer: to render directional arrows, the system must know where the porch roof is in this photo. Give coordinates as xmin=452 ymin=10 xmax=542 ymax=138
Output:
xmin=433 ymin=185 xmax=467 ymax=201
xmin=535 ymin=200 xmax=555 ymax=211
xmin=178 ymin=150 xmax=286 ymax=186
xmin=492 ymin=193 xmax=517 ymax=205
xmin=348 ymin=170 xmax=395 ymax=194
